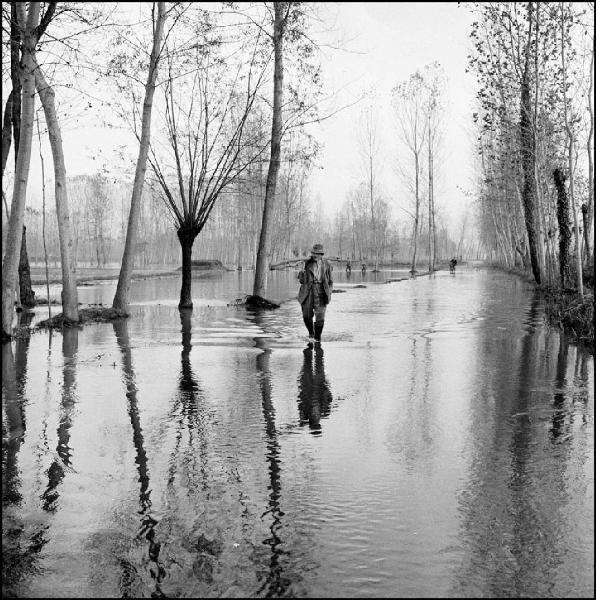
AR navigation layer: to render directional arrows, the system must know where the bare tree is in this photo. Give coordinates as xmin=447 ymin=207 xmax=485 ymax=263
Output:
xmin=113 ymin=1 xmax=167 ymax=311
xmin=34 ymin=64 xmax=79 ymax=321
xmin=1 ymin=2 xmax=40 ymax=339
xmin=559 ymin=2 xmax=583 ymax=300
xmin=252 ymin=2 xmax=289 ymax=300
xmin=148 ymin=38 xmax=269 ymax=308
xmin=357 ymin=106 xmax=382 ymax=272
xmin=422 ymin=62 xmax=446 ymax=272
xmin=393 ymin=71 xmax=428 ymax=274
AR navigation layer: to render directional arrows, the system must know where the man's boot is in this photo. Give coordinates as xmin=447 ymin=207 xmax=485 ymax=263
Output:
xmin=303 ymin=317 xmax=314 ymax=338
xmin=314 ymin=321 xmax=324 ymax=342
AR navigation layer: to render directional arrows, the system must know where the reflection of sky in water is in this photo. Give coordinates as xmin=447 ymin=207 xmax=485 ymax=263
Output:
xmin=6 ymin=268 xmax=594 ymax=598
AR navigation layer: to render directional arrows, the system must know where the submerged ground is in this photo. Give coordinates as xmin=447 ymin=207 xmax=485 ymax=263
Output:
xmin=2 ymin=267 xmax=594 ymax=598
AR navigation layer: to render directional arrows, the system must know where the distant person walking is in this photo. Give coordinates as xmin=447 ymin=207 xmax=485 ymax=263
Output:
xmin=298 ymin=243 xmax=333 ymax=342
xmin=361 ymin=262 xmax=367 ymax=274
xmin=346 ymin=260 xmax=352 ymax=275
xmin=449 ymin=257 xmax=457 ymax=273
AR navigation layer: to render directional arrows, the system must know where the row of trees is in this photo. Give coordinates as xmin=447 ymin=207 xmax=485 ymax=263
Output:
xmin=468 ymin=2 xmax=593 ymax=298
xmin=4 ymin=162 xmax=464 ymax=271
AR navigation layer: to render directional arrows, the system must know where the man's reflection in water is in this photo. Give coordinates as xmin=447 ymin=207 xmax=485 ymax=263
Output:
xmin=297 ymin=344 xmax=333 ymax=434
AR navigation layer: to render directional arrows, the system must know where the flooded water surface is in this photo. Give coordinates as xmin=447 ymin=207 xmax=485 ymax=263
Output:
xmin=2 ymin=267 xmax=594 ymax=597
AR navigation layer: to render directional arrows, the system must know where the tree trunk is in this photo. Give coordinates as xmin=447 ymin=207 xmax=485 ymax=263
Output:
xmin=113 ymin=1 xmax=166 ymax=310
xmin=520 ymin=82 xmax=541 ymax=284
xmin=586 ymin=45 xmax=594 ymax=263
xmin=1 ymin=90 xmax=14 ymax=174
xmin=35 ymin=66 xmax=79 ymax=321
xmin=560 ymin=3 xmax=583 ymax=300
xmin=410 ymin=151 xmax=420 ymax=273
xmin=177 ymin=225 xmax=198 ymax=309
xmin=10 ymin=3 xmax=22 ymax=167
xmin=428 ymin=114 xmax=433 ymax=272
xmin=18 ymin=225 xmax=35 ymax=306
xmin=1 ymin=3 xmax=40 ymax=339
xmin=369 ymin=151 xmax=378 ymax=272
xmin=519 ymin=3 xmax=541 ymax=285
xmin=553 ymin=168 xmax=572 ymax=288
xmin=37 ymin=115 xmax=51 ymax=319
xmin=9 ymin=4 xmax=36 ymax=312
xmin=253 ymin=3 xmax=284 ymax=298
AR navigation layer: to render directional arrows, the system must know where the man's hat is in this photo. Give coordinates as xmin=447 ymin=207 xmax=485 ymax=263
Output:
xmin=311 ymin=243 xmax=324 ymax=255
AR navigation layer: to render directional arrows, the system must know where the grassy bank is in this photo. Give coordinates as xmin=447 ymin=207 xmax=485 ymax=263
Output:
xmin=543 ymin=287 xmax=594 ymax=349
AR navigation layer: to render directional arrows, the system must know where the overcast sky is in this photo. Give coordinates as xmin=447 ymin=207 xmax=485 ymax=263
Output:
xmin=18 ymin=2 xmax=478 ymax=231
xmin=307 ymin=2 xmax=478 ymax=227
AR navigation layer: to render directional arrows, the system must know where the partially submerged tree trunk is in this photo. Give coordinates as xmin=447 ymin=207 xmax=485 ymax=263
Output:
xmin=177 ymin=225 xmax=199 ymax=309
xmin=253 ymin=3 xmax=285 ymax=300
xmin=113 ymin=1 xmax=166 ymax=311
xmin=35 ymin=66 xmax=79 ymax=321
xmin=1 ymin=3 xmax=40 ymax=339
xmin=553 ymin=168 xmax=572 ymax=288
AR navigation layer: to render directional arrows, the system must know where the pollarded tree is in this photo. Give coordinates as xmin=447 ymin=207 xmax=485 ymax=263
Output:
xmin=148 ymin=37 xmax=270 ymax=308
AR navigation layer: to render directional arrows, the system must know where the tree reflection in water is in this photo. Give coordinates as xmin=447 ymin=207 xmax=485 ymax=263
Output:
xmin=113 ymin=318 xmax=166 ymax=598
xmin=2 ymin=313 xmax=37 ymax=594
xmin=173 ymin=307 xmax=207 ymax=491
xmin=251 ymin=309 xmax=292 ymax=597
xmin=41 ymin=326 xmax=78 ymax=512
xmin=453 ymin=292 xmax=593 ymax=597
xmin=551 ymin=333 xmax=570 ymax=441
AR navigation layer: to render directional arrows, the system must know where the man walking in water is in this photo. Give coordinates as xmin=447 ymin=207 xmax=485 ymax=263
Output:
xmin=298 ymin=243 xmax=333 ymax=342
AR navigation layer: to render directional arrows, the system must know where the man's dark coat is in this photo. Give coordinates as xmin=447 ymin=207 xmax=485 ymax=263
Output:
xmin=297 ymin=258 xmax=333 ymax=305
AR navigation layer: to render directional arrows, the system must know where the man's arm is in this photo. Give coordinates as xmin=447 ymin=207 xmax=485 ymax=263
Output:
xmin=298 ymin=261 xmax=306 ymax=283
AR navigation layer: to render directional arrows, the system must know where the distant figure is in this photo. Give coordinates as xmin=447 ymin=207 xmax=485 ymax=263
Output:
xmin=297 ymin=243 xmax=334 ymax=342
xmin=449 ymin=257 xmax=457 ymax=274
xmin=346 ymin=260 xmax=352 ymax=275
xmin=361 ymin=262 xmax=367 ymax=274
